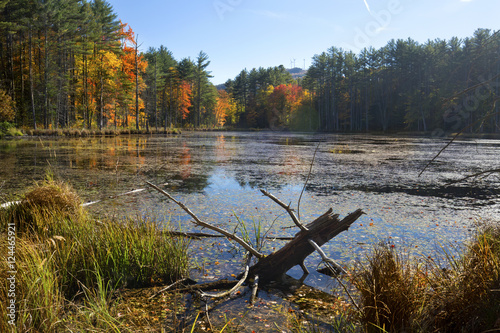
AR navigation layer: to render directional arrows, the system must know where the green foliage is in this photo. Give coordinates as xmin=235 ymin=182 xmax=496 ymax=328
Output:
xmin=302 ymin=30 xmax=500 ymax=133
xmin=290 ymin=104 xmax=319 ymax=132
xmin=0 ymin=121 xmax=15 ymax=138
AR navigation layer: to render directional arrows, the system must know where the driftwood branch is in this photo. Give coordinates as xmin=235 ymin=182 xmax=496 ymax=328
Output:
xmin=199 ymin=265 xmax=249 ymax=299
xmin=260 ymin=189 xmax=308 ymax=232
xmin=307 ymin=239 xmax=346 ymax=275
xmin=147 ymin=182 xmax=264 ymax=259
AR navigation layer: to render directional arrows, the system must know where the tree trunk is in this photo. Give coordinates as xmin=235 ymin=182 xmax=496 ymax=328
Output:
xmin=44 ymin=26 xmax=49 ymax=128
xmin=248 ymin=208 xmax=364 ymax=284
xmin=135 ymin=34 xmax=139 ymax=131
xmin=29 ymin=24 xmax=36 ymax=129
xmin=154 ymin=55 xmax=158 ymax=131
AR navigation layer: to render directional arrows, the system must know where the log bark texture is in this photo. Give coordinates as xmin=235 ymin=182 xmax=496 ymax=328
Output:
xmin=248 ymin=208 xmax=364 ymax=284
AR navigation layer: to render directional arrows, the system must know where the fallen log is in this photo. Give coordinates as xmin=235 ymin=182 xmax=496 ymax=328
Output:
xmin=247 ymin=209 xmax=364 ymax=284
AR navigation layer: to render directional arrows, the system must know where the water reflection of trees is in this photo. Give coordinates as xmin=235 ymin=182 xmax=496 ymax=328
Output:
xmin=3 ymin=133 xmax=499 ymax=203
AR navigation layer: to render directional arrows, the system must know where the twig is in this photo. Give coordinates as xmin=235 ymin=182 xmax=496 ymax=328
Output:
xmin=148 ymin=278 xmax=189 ymax=299
xmin=298 ymin=142 xmax=320 ymax=219
xmin=147 ymin=181 xmax=263 ymax=259
xmin=199 ymin=265 xmax=249 ymax=299
xmin=307 ymin=239 xmax=361 ymax=313
xmin=260 ymin=189 xmax=308 ymax=232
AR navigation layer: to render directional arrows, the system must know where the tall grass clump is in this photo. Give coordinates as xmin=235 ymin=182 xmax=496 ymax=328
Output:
xmin=0 ymin=177 xmax=189 ymax=332
xmin=351 ymin=244 xmax=427 ymax=332
xmin=352 ymin=224 xmax=500 ymax=333
xmin=6 ymin=174 xmax=83 ymax=234
xmin=422 ymin=225 xmax=500 ymax=332
xmin=55 ymin=216 xmax=190 ymax=295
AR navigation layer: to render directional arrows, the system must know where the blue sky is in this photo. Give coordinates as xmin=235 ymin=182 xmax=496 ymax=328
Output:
xmin=107 ymin=0 xmax=499 ymax=84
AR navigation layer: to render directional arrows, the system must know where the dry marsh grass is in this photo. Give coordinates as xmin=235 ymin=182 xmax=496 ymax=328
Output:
xmin=351 ymin=225 xmax=500 ymax=333
xmin=0 ymin=178 xmax=189 ymax=332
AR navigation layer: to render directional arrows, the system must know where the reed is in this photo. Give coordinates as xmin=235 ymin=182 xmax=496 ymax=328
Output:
xmin=0 ymin=178 xmax=189 ymax=332
xmin=0 ymin=236 xmax=64 ymax=332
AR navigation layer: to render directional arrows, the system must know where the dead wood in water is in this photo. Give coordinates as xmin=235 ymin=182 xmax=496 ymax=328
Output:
xmin=147 ymin=181 xmax=364 ymax=298
xmin=162 ymin=230 xmax=225 ymax=239
xmin=248 ymin=209 xmax=364 ymax=284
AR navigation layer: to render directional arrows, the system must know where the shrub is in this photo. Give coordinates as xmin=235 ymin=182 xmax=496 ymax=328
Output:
xmin=7 ymin=127 xmax=23 ymax=137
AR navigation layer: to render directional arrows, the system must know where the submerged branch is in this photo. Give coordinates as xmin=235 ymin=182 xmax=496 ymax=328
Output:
xmin=445 ymin=167 xmax=500 ymax=185
xmin=419 ymin=100 xmax=500 ymax=177
xmin=298 ymin=142 xmax=320 ymax=219
xmin=199 ymin=265 xmax=249 ymax=299
xmin=307 ymin=239 xmax=360 ymax=313
xmin=149 ymin=278 xmax=190 ymax=300
xmin=162 ymin=231 xmax=225 ymax=239
xmin=307 ymin=239 xmax=346 ymax=275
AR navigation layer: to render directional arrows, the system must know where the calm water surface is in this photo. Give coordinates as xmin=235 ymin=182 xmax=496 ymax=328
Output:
xmin=1 ymin=132 xmax=499 ymax=290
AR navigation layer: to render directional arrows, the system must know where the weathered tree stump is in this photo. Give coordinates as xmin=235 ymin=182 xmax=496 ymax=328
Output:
xmin=248 ymin=208 xmax=364 ymax=284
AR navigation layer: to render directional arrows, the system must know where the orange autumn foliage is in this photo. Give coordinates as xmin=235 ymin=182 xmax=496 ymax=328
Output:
xmin=267 ymin=84 xmax=305 ymax=126
xmin=178 ymin=81 xmax=192 ymax=120
xmin=215 ymin=90 xmax=236 ymax=127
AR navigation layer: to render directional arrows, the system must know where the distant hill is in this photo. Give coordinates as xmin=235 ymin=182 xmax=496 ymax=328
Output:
xmin=287 ymin=67 xmax=307 ymax=79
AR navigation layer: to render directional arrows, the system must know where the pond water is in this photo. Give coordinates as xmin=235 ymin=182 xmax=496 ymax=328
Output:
xmin=1 ymin=132 xmax=499 ymax=291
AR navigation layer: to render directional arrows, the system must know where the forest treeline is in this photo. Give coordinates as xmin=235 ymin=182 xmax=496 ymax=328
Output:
xmin=0 ymin=0 xmax=499 ymax=133
xmin=227 ymin=29 xmax=500 ymax=133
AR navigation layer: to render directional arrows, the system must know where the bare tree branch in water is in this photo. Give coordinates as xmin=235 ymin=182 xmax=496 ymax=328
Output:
xmin=419 ymin=98 xmax=500 ymax=178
